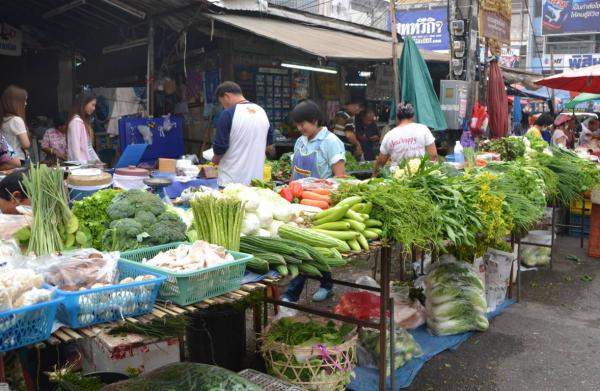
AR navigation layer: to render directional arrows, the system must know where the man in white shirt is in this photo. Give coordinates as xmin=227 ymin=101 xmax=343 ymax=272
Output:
xmin=579 ymin=118 xmax=600 ymax=146
xmin=212 ymin=82 xmax=274 ymax=186
xmin=373 ymin=102 xmax=437 ymax=176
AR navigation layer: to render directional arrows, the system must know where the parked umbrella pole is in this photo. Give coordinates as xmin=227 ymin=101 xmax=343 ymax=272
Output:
xmin=389 ymin=0 xmax=400 ymax=105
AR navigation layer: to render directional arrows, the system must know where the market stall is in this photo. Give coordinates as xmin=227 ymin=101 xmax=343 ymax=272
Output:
xmin=1 ymin=133 xmax=600 ymax=390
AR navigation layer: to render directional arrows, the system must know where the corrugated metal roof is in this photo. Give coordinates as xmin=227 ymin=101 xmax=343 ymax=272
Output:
xmin=207 ymin=14 xmax=449 ymax=62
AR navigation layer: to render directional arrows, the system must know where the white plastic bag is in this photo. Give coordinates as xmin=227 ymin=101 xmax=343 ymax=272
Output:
xmin=484 ymin=248 xmax=515 ymax=312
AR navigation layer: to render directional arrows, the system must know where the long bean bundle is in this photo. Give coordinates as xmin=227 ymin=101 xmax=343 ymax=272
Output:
xmin=22 ymin=164 xmax=73 ymax=255
xmin=190 ymin=193 xmax=245 ymax=251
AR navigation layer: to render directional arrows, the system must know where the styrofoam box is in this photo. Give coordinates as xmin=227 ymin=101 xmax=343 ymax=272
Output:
xmin=80 ymin=331 xmax=180 ymax=375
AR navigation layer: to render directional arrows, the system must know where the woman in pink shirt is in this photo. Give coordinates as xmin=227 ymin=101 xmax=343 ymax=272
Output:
xmin=67 ymin=91 xmax=100 ymax=163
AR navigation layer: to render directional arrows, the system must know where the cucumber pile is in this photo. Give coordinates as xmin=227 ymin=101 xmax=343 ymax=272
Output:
xmin=309 ymin=196 xmax=382 ymax=252
xmin=240 ymin=234 xmax=345 ymax=277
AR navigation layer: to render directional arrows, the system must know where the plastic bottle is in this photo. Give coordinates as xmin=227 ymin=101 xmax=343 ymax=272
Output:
xmin=454 ymin=141 xmax=464 ymax=163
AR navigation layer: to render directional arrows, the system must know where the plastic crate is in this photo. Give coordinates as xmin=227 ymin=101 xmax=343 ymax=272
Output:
xmin=0 ymin=296 xmax=63 ymax=352
xmin=120 ymin=243 xmax=252 ymax=306
xmin=237 ymin=368 xmax=306 ymax=391
xmin=54 ymin=261 xmax=166 ymax=329
xmin=567 ymin=214 xmax=590 ymax=237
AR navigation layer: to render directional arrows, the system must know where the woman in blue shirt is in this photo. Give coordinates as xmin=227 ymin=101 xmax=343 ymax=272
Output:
xmin=284 ymin=100 xmax=346 ymax=303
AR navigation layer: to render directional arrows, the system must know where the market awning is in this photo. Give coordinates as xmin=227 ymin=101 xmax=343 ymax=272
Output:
xmin=207 ymin=14 xmax=449 ymax=62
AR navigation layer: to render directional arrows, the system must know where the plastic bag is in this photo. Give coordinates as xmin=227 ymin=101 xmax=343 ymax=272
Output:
xmin=390 ymin=282 xmax=426 ymax=329
xmin=334 ymin=291 xmax=383 ymax=321
xmin=425 ymin=259 xmax=489 ymax=336
xmin=0 ymin=267 xmax=45 ymax=311
xmin=357 ymin=325 xmax=422 ymax=376
xmin=484 ymin=247 xmax=515 ymax=312
xmin=520 ymin=230 xmax=552 ymax=267
xmin=290 ymin=177 xmax=337 ymax=191
xmin=101 ymin=362 xmax=262 ymax=391
xmin=29 ymin=249 xmax=119 ymax=291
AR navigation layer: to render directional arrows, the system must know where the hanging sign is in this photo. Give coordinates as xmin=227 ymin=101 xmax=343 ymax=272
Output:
xmin=479 ymin=0 xmax=512 ymax=44
xmin=0 ymin=24 xmax=22 ymax=56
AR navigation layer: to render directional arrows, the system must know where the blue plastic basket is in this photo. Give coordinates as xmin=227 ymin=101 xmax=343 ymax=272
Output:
xmin=54 ymin=261 xmax=167 ymax=329
xmin=0 ymin=295 xmax=63 ymax=352
xmin=120 ymin=243 xmax=252 ymax=305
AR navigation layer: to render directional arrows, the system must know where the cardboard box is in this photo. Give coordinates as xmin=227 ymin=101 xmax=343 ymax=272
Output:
xmin=158 ymin=158 xmax=177 ymax=172
xmin=80 ymin=331 xmax=180 ymax=376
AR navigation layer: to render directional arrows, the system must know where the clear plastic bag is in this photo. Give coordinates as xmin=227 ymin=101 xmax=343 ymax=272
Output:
xmin=27 ymin=249 xmax=120 ymax=290
xmin=425 ymin=259 xmax=489 ymax=336
xmin=358 ymin=325 xmax=422 ymax=376
xmin=290 ymin=177 xmax=337 ymax=191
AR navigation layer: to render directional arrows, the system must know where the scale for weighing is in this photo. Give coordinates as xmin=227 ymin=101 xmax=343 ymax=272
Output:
xmin=143 ymin=177 xmax=173 ymax=201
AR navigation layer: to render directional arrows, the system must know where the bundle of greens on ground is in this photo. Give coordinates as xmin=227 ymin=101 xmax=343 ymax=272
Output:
xmin=334 ymin=179 xmax=439 ymax=253
xmin=425 ymin=259 xmax=489 ymax=336
xmin=20 ymin=164 xmax=78 ymax=255
xmin=102 ymin=189 xmax=187 ymax=251
xmin=190 ymin=192 xmax=245 ymax=251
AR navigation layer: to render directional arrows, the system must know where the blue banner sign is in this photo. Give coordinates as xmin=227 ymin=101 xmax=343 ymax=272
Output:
xmin=542 ymin=0 xmax=600 ymax=35
xmin=391 ymin=7 xmax=449 ymax=51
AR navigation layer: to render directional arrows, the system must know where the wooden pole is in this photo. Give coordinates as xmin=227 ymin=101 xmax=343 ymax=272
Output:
xmin=389 ymin=0 xmax=400 ymax=105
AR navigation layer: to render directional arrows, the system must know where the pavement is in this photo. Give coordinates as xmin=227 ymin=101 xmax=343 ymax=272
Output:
xmin=279 ymin=235 xmax=600 ymax=391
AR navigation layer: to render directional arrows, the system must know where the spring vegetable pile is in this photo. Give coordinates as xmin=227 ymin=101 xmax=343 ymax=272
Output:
xmin=143 ymin=241 xmax=235 ymax=272
xmin=240 ymin=231 xmax=346 ymax=277
xmin=265 ymin=317 xmax=354 ymax=347
xmin=479 ymin=136 xmax=526 ymax=161
xmin=71 ymin=189 xmax=121 ymax=249
xmin=190 ymin=192 xmax=245 ymax=251
xmin=307 ymin=196 xmax=383 ymax=251
xmin=102 ymin=190 xmax=188 ymax=251
xmin=425 ymin=260 xmax=489 ymax=336
xmin=18 ymin=164 xmax=79 ymax=255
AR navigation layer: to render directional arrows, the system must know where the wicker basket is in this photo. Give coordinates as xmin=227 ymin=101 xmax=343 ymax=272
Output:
xmin=261 ymin=316 xmax=357 ymax=391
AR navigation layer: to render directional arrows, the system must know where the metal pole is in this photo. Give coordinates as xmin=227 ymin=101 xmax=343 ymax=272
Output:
xmin=146 ymin=18 xmax=155 ymax=116
xmin=389 ymin=297 xmax=395 ymax=391
xmin=550 ymin=52 xmax=556 ymax=114
xmin=581 ymin=193 xmax=586 ymax=248
xmin=389 ymin=0 xmax=400 ymax=105
xmin=516 ymin=236 xmax=521 ymax=302
xmin=379 ymin=246 xmax=391 ymax=391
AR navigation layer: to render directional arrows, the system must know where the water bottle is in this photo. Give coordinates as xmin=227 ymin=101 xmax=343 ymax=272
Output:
xmin=454 ymin=141 xmax=464 ymax=163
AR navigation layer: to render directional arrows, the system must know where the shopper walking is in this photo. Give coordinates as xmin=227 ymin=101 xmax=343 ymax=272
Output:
xmin=0 ymin=85 xmax=31 ymax=163
xmin=67 ymin=90 xmax=100 ymax=164
xmin=332 ymin=101 xmax=363 ymax=159
xmin=284 ymin=100 xmax=346 ymax=302
xmin=42 ymin=115 xmax=68 ymax=162
xmin=355 ymin=108 xmax=380 ymax=161
xmin=212 ymin=81 xmax=274 ymax=186
xmin=373 ymin=102 xmax=437 ymax=177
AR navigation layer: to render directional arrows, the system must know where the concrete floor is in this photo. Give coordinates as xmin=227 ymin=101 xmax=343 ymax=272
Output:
xmin=280 ymin=235 xmax=600 ymax=391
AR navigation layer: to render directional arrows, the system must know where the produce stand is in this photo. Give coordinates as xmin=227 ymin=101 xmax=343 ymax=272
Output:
xmin=265 ymin=244 xmax=396 ymax=391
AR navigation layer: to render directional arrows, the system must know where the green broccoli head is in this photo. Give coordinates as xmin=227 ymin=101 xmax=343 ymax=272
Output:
xmin=107 ymin=190 xmax=166 ymax=220
xmin=146 ymin=212 xmax=188 ymax=245
xmin=134 ymin=210 xmax=157 ymax=227
xmin=102 ymin=218 xmax=147 ymax=251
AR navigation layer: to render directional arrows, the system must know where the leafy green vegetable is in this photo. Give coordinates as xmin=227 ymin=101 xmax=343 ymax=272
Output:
xmin=72 ymin=189 xmax=121 ymax=249
xmin=479 ymin=137 xmax=526 ymax=161
xmin=345 ymin=151 xmax=374 ymax=172
xmin=265 ymin=317 xmax=354 ymax=347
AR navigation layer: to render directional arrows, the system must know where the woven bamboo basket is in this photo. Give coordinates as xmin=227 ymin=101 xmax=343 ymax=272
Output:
xmin=261 ymin=316 xmax=357 ymax=391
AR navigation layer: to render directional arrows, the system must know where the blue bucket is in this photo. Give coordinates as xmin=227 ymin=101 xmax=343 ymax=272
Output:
xmin=68 ymin=183 xmax=112 ymax=203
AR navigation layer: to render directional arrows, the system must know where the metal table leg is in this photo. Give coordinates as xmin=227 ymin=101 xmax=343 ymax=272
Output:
xmin=516 ymin=236 xmax=521 ymax=303
xmin=379 ymin=246 xmax=391 ymax=391
xmin=389 ymin=297 xmax=395 ymax=391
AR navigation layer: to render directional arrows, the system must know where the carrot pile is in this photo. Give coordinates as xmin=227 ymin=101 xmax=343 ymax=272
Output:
xmin=277 ymin=180 xmax=333 ymax=209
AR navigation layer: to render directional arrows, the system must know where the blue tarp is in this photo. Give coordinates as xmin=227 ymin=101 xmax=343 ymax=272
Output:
xmin=348 ymin=299 xmax=513 ymax=390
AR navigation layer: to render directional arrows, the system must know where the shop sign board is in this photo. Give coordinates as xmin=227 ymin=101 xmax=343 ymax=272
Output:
xmin=479 ymin=0 xmax=512 ymax=43
xmin=542 ymin=53 xmax=600 ymax=69
xmin=542 ymin=0 xmax=600 ymax=35
xmin=390 ymin=7 xmax=449 ymax=51
xmin=0 ymin=24 xmax=22 ymax=56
